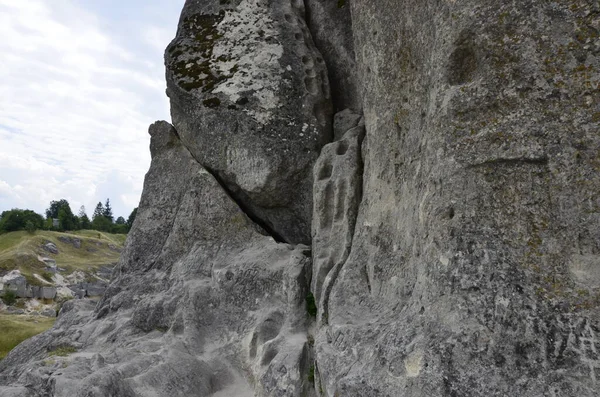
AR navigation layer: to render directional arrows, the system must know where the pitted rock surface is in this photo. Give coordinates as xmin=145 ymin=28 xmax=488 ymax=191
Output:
xmin=165 ymin=0 xmax=333 ymax=244
xmin=311 ymin=116 xmax=365 ymax=323
xmin=315 ymin=0 xmax=600 ymax=396
xmin=1 ymin=1 xmax=600 ymax=397
xmin=0 ymin=122 xmax=315 ymax=397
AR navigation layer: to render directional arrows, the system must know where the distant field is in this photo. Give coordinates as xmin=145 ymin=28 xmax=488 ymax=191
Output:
xmin=0 ymin=314 xmax=55 ymax=359
xmin=0 ymin=230 xmax=126 ymax=285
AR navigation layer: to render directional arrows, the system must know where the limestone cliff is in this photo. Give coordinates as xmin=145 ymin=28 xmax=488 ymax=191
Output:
xmin=1 ymin=0 xmax=600 ymax=396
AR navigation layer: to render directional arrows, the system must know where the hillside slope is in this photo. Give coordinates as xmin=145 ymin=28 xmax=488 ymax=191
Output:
xmin=0 ymin=230 xmax=125 ymax=285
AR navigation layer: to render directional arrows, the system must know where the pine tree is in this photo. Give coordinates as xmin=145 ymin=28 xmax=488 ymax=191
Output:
xmin=92 ymin=202 xmax=104 ymax=220
xmin=126 ymin=207 xmax=138 ymax=229
xmin=79 ymin=205 xmax=91 ymax=230
xmin=103 ymin=198 xmax=114 ymax=223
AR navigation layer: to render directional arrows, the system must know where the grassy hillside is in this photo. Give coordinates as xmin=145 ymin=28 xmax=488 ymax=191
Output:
xmin=0 ymin=314 xmax=55 ymax=359
xmin=0 ymin=230 xmax=126 ymax=285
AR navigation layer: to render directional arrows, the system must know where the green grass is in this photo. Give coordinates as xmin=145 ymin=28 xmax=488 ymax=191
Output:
xmin=0 ymin=314 xmax=55 ymax=359
xmin=0 ymin=230 xmax=125 ymax=283
xmin=48 ymin=345 xmax=77 ymax=357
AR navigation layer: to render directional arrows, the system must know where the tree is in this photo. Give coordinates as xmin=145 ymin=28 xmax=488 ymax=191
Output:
xmin=46 ymin=199 xmax=71 ymax=219
xmin=45 ymin=199 xmax=77 ymax=230
xmin=126 ymin=207 xmax=138 ymax=229
xmin=91 ymin=215 xmax=112 ymax=232
xmin=0 ymin=209 xmax=45 ymax=233
xmin=103 ymin=198 xmax=113 ymax=223
xmin=25 ymin=220 xmax=36 ymax=234
xmin=115 ymin=216 xmax=126 ymax=225
xmin=58 ymin=208 xmax=74 ymax=231
xmin=92 ymin=202 xmax=105 ymax=221
xmin=78 ymin=206 xmax=91 ymax=229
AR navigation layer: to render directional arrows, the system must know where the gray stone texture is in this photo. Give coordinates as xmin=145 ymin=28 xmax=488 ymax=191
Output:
xmin=315 ymin=0 xmax=600 ymax=396
xmin=42 ymin=243 xmax=59 ymax=255
xmin=311 ymin=114 xmax=365 ymax=325
xmin=0 ymin=121 xmax=314 ymax=397
xmin=2 ymin=1 xmax=600 ymax=397
xmin=304 ymin=0 xmax=361 ymax=112
xmin=165 ymin=0 xmax=333 ymax=244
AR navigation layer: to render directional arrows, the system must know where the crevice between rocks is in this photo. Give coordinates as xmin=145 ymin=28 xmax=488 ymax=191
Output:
xmin=203 ymin=165 xmax=289 ymax=244
xmin=173 ymin=129 xmax=288 ymax=244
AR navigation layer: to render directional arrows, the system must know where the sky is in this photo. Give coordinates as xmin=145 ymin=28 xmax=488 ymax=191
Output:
xmin=0 ymin=0 xmax=185 ymax=220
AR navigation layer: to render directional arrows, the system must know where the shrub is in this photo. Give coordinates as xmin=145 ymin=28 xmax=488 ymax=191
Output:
xmin=41 ymin=272 xmax=54 ymax=282
xmin=25 ymin=220 xmax=36 ymax=235
xmin=48 ymin=346 xmax=77 ymax=357
xmin=308 ymin=365 xmax=315 ymax=383
xmin=1 ymin=289 xmax=17 ymax=306
xmin=306 ymin=292 xmax=317 ymax=317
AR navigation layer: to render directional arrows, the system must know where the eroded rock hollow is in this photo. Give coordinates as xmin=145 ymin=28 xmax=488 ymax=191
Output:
xmin=1 ymin=0 xmax=600 ymax=396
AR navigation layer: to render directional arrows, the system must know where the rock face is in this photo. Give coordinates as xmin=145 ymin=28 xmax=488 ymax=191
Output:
xmin=314 ymin=0 xmax=600 ymax=396
xmin=311 ymin=112 xmax=364 ymax=322
xmin=165 ymin=0 xmax=333 ymax=244
xmin=304 ymin=0 xmax=360 ymax=112
xmin=0 ymin=122 xmax=315 ymax=397
xmin=2 ymin=1 xmax=600 ymax=396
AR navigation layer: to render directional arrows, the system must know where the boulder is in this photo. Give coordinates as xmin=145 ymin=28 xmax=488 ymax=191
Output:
xmin=5 ymin=308 xmax=25 ymax=315
xmin=40 ymin=308 xmax=56 ymax=317
xmin=57 ymin=236 xmax=81 ymax=249
xmin=165 ymin=0 xmax=333 ymax=244
xmin=42 ymin=242 xmax=59 ymax=255
xmin=38 ymin=256 xmax=57 ymax=270
xmin=1 ymin=271 xmax=26 ymax=288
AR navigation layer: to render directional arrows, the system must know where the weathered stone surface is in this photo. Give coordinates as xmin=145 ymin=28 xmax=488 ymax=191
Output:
xmin=58 ymin=236 xmax=81 ymax=249
xmin=2 ymin=270 xmax=26 ymax=288
xmin=333 ymin=108 xmax=362 ymax=141
xmin=311 ymin=117 xmax=364 ymax=324
xmin=40 ymin=309 xmax=56 ymax=318
xmin=165 ymin=0 xmax=333 ymax=244
xmin=304 ymin=0 xmax=361 ymax=112
xmin=42 ymin=242 xmax=59 ymax=255
xmin=3 ymin=1 xmax=600 ymax=396
xmin=314 ymin=1 xmax=600 ymax=396
xmin=0 ymin=121 xmax=315 ymax=397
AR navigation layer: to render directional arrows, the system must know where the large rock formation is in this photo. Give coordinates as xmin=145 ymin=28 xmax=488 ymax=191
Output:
xmin=2 ymin=0 xmax=600 ymax=396
xmin=165 ymin=0 xmax=333 ymax=244
xmin=313 ymin=1 xmax=600 ymax=396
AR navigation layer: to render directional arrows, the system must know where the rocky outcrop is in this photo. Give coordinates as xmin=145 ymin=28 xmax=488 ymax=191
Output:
xmin=165 ymin=0 xmax=333 ymax=244
xmin=314 ymin=1 xmax=600 ymax=396
xmin=311 ymin=111 xmax=364 ymax=324
xmin=0 ymin=122 xmax=315 ymax=397
xmin=2 ymin=1 xmax=600 ymax=396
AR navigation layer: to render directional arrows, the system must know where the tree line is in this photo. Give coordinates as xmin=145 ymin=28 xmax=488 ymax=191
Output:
xmin=0 ymin=198 xmax=137 ymax=235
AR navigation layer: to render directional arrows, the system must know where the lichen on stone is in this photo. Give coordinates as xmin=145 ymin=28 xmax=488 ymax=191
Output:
xmin=211 ymin=0 xmax=284 ymax=124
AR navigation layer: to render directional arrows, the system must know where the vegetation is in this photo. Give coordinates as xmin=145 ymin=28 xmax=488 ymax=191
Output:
xmin=1 ymin=290 xmax=17 ymax=306
xmin=0 ymin=198 xmax=138 ymax=235
xmin=0 ymin=314 xmax=55 ymax=359
xmin=0 ymin=230 xmax=125 ymax=283
xmin=48 ymin=345 xmax=77 ymax=357
xmin=308 ymin=365 xmax=315 ymax=383
xmin=306 ymin=292 xmax=317 ymax=317
xmin=0 ymin=209 xmax=44 ymax=234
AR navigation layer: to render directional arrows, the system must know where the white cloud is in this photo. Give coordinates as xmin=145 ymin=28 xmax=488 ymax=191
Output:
xmin=0 ymin=0 xmax=183 ymax=219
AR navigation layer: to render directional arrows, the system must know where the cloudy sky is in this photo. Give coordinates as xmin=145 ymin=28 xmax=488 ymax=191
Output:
xmin=0 ymin=0 xmax=185 ymax=220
